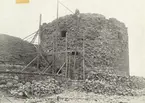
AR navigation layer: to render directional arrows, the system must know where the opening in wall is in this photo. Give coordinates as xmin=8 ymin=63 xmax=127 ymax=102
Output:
xmin=61 ymin=30 xmax=67 ymax=37
xmin=72 ymin=51 xmax=79 ymax=55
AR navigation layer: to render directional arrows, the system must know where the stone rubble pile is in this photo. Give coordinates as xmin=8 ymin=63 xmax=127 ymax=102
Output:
xmin=0 ymin=75 xmax=19 ymax=89
xmin=79 ymin=72 xmax=145 ymax=96
xmin=0 ymin=75 xmax=64 ymax=98
xmin=0 ymin=72 xmax=145 ymax=98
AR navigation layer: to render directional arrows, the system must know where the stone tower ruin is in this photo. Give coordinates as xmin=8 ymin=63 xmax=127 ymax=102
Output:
xmin=40 ymin=12 xmax=129 ymax=79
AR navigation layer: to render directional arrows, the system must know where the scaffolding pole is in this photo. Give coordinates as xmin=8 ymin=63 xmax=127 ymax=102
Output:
xmin=37 ymin=14 xmax=42 ymax=70
xmin=57 ymin=0 xmax=59 ymax=19
xmin=83 ymin=34 xmax=85 ymax=80
xmin=73 ymin=51 xmax=76 ymax=78
xmin=65 ymin=31 xmax=68 ymax=78
xmin=21 ymin=56 xmax=37 ymax=72
xmin=0 ymin=71 xmax=64 ymax=77
xmin=52 ymin=0 xmax=59 ymax=74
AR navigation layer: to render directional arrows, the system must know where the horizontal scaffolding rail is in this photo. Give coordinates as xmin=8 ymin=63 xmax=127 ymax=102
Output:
xmin=0 ymin=71 xmax=65 ymax=77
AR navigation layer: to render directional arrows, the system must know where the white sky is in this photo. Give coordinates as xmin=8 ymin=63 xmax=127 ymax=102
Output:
xmin=0 ymin=0 xmax=145 ymax=77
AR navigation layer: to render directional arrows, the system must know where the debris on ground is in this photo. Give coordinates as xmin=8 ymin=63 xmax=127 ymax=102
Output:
xmin=74 ymin=72 xmax=145 ymax=96
xmin=0 ymin=75 xmax=64 ymax=98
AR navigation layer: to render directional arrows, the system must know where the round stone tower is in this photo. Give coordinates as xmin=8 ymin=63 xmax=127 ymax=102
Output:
xmin=40 ymin=12 xmax=129 ymax=79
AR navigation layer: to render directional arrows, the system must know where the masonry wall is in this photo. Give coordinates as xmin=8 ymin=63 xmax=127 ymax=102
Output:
xmin=40 ymin=13 xmax=129 ymax=77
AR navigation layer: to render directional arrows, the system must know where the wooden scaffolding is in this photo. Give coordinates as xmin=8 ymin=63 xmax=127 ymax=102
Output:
xmin=0 ymin=0 xmax=87 ymax=80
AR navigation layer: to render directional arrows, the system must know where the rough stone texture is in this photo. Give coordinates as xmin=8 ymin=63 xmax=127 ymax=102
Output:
xmin=40 ymin=13 xmax=129 ymax=77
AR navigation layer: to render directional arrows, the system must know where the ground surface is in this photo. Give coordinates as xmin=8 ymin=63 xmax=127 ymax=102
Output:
xmin=0 ymin=90 xmax=145 ymax=103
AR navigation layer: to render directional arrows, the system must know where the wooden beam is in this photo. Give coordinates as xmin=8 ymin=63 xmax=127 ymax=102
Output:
xmin=0 ymin=71 xmax=64 ymax=77
xmin=47 ymin=50 xmax=83 ymax=55
xmin=30 ymin=31 xmax=39 ymax=43
xmin=73 ymin=51 xmax=76 ymax=74
xmin=68 ymin=54 xmax=71 ymax=78
xmin=41 ymin=64 xmax=50 ymax=73
xmin=21 ymin=56 xmax=37 ymax=72
xmin=41 ymin=63 xmax=52 ymax=73
xmin=57 ymin=62 xmax=65 ymax=74
xmin=84 ymin=56 xmax=95 ymax=69
xmin=37 ymin=14 xmax=42 ymax=71
xmin=39 ymin=50 xmax=50 ymax=65
xmin=23 ymin=31 xmax=38 ymax=40
xmin=57 ymin=0 xmax=59 ymax=19
xmin=65 ymin=31 xmax=68 ymax=78
xmin=52 ymin=27 xmax=55 ymax=74
xmin=58 ymin=0 xmax=74 ymax=14
xmin=82 ymin=34 xmax=85 ymax=80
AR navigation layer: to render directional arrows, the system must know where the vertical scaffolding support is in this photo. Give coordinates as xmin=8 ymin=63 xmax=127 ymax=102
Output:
xmin=65 ymin=32 xmax=68 ymax=78
xmin=82 ymin=32 xmax=85 ymax=80
xmin=37 ymin=14 xmax=42 ymax=70
xmin=73 ymin=51 xmax=76 ymax=79
xmin=68 ymin=54 xmax=70 ymax=78
xmin=57 ymin=0 xmax=59 ymax=19
xmin=52 ymin=0 xmax=59 ymax=74
xmin=56 ymin=0 xmax=59 ymax=52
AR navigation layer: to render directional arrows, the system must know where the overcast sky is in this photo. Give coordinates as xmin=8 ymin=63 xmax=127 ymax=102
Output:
xmin=0 ymin=0 xmax=145 ymax=77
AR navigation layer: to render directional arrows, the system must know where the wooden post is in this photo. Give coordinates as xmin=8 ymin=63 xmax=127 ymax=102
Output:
xmin=52 ymin=29 xmax=55 ymax=73
xmin=57 ymin=0 xmax=59 ymax=19
xmin=65 ymin=32 xmax=68 ymax=78
xmin=83 ymin=33 xmax=85 ymax=80
xmin=52 ymin=0 xmax=59 ymax=74
xmin=68 ymin=54 xmax=71 ymax=78
xmin=52 ymin=49 xmax=55 ymax=74
xmin=37 ymin=14 xmax=42 ymax=71
xmin=57 ymin=62 xmax=65 ymax=75
xmin=73 ymin=51 xmax=76 ymax=79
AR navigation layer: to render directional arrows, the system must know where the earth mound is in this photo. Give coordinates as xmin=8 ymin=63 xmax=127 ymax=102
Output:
xmin=0 ymin=34 xmax=36 ymax=66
